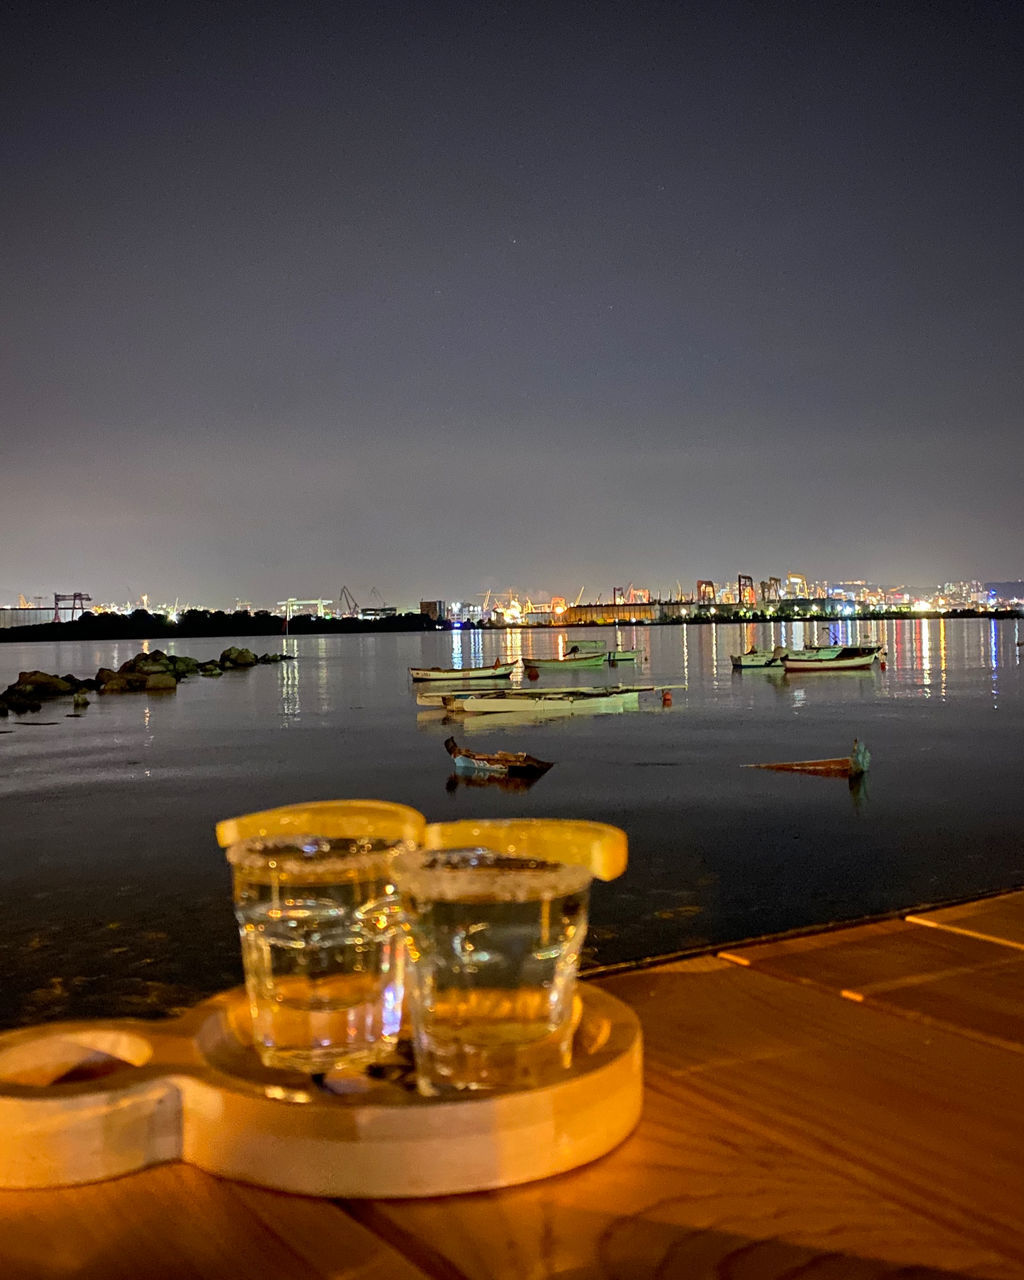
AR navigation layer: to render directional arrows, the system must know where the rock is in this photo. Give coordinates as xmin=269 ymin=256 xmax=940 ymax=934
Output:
xmin=200 ymin=667 xmax=223 ymax=677
xmin=168 ymin=655 xmax=200 ymax=678
xmin=219 ymin=646 xmax=257 ymax=669
xmin=99 ymin=672 xmax=150 ymax=693
xmin=10 ymin=671 xmax=75 ymax=697
xmin=119 ymin=650 xmax=175 ymax=676
xmin=256 ymin=652 xmax=286 ymax=663
xmin=95 ymin=668 xmax=118 ymax=687
xmin=1 ymin=691 xmax=43 ymax=713
xmin=144 ymin=673 xmax=177 ymax=692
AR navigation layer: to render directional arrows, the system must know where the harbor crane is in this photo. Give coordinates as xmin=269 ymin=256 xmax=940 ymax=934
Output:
xmin=760 ymin=577 xmax=782 ymax=602
xmin=337 ymin=586 xmax=360 ymax=616
xmin=53 ymin=592 xmax=92 ymax=622
xmin=737 ymin=575 xmax=756 ymax=606
xmin=278 ymin=598 xmax=329 ymax=622
xmin=696 ymin=580 xmax=717 ymax=605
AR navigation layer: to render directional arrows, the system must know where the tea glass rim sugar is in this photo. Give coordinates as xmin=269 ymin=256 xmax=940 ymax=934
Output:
xmin=393 ymin=844 xmax=595 ymax=1097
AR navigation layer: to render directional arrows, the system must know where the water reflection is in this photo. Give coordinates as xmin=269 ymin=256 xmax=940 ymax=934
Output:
xmin=278 ymin=646 xmax=300 ymax=720
xmin=444 ymin=771 xmax=548 ymax=795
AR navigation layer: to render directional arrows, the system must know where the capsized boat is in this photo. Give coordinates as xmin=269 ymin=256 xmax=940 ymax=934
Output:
xmin=409 ymin=661 xmax=516 ymax=682
xmin=744 ymin=739 xmax=870 ymax=778
xmin=444 ymin=737 xmax=554 ymax=779
xmin=730 ymin=645 xmax=786 ymax=670
xmin=781 ymin=645 xmax=883 ymax=672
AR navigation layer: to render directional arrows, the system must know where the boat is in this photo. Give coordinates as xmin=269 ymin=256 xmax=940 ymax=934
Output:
xmin=418 ymin=682 xmax=657 ymax=707
xmin=446 ymin=689 xmax=641 ymax=715
xmin=409 ymin=661 xmax=516 ymax=682
xmin=521 ymin=649 xmax=608 ymax=671
xmin=781 ymin=645 xmax=884 ymax=672
xmin=730 ymin=645 xmax=786 ymax=670
xmin=744 ymin=740 xmax=870 ymax=778
xmin=607 ymin=650 xmax=640 ymax=664
xmin=444 ymin=737 xmax=554 ymax=779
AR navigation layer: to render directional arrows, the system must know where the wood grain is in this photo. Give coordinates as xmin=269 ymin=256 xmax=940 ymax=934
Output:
xmin=719 ymin=918 xmax=1024 ymax=1051
xmin=907 ymin=888 xmax=1024 ymax=948
xmin=348 ymin=956 xmax=1024 ymax=1279
xmin=0 ymin=1163 xmax=432 ymax=1280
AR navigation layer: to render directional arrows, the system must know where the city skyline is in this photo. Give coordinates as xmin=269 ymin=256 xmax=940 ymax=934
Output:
xmin=3 ymin=572 xmax=1020 ymax=621
xmin=4 ymin=2 xmax=1022 ymax=606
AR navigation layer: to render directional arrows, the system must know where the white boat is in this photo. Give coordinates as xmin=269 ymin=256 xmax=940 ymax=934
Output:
xmin=730 ymin=645 xmax=786 ymax=670
xmin=781 ymin=645 xmax=884 ymax=672
xmin=445 ymin=689 xmax=641 ymax=715
xmin=409 ymin=661 xmax=516 ymax=682
xmin=521 ymin=650 xmax=607 ymax=671
xmin=418 ymin=682 xmax=655 ymax=707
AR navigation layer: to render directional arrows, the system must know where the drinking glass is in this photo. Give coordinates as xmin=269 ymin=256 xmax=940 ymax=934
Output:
xmin=393 ymin=844 xmax=595 ymax=1096
xmin=221 ymin=799 xmax=425 ymax=1073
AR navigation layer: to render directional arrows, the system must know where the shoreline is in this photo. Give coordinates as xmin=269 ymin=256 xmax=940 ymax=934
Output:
xmin=0 ymin=605 xmax=1021 ymax=645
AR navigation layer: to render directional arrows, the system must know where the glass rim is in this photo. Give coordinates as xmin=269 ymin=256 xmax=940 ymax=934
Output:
xmin=391 ymin=845 xmax=593 ymax=901
xmin=225 ymin=833 xmax=413 ymax=875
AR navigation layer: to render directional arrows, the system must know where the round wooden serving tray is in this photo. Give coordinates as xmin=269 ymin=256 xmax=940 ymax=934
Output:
xmin=0 ymin=984 xmax=642 ymax=1197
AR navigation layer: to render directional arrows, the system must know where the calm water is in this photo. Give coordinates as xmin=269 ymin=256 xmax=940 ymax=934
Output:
xmin=1 ymin=617 xmax=1022 ymax=1030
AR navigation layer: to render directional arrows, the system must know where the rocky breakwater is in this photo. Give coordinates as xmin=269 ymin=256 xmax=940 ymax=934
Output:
xmin=0 ymin=647 xmax=289 ymax=716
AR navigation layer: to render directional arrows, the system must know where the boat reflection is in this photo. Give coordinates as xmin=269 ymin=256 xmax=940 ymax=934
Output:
xmin=445 ymin=771 xmax=549 ymax=794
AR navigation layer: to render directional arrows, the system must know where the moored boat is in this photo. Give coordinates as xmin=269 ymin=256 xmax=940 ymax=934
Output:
xmin=409 ymin=661 xmax=516 ymax=682
xmin=445 ymin=689 xmax=641 ymax=715
xmin=607 ymin=649 xmax=640 ymax=664
xmin=521 ymin=649 xmax=607 ymax=671
xmin=781 ymin=645 xmax=883 ymax=672
xmin=730 ymin=645 xmax=786 ymax=670
xmin=444 ymin=737 xmax=554 ymax=778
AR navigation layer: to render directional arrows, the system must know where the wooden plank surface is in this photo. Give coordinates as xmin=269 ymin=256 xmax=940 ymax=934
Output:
xmin=907 ymin=888 xmax=1024 ymax=948
xmin=719 ymin=918 xmax=1024 ymax=1051
xmin=5 ymin=920 xmax=1024 ymax=1279
xmin=348 ymin=956 xmax=1024 ymax=1279
xmin=0 ymin=1163 xmax=432 ymax=1280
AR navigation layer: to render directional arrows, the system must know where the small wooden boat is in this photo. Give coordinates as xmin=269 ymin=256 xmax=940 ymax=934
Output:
xmin=419 ymin=682 xmax=657 ymax=708
xmin=730 ymin=645 xmax=786 ymax=670
xmin=521 ymin=649 xmax=607 ymax=671
xmin=607 ymin=650 xmax=640 ymax=664
xmin=447 ymin=689 xmax=641 ymax=715
xmin=744 ymin=740 xmax=870 ymax=778
xmin=409 ymin=661 xmax=516 ymax=682
xmin=781 ymin=645 xmax=883 ymax=672
xmin=444 ymin=737 xmax=554 ymax=779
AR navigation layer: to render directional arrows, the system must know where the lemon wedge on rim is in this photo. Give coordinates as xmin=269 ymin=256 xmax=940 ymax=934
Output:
xmin=215 ymin=799 xmax=426 ymax=848
xmin=423 ymin=818 xmax=627 ymax=881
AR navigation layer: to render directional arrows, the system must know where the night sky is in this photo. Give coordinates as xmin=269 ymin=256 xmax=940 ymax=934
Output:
xmin=3 ymin=0 xmax=1022 ymax=610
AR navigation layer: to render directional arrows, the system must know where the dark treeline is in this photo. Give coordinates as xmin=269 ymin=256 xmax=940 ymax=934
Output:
xmin=0 ymin=609 xmax=435 ymax=643
xmin=1 ymin=605 xmax=1020 ymax=645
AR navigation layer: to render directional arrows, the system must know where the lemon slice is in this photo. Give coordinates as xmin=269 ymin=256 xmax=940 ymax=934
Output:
xmin=215 ymin=799 xmax=426 ymax=848
xmin=423 ymin=818 xmax=627 ymax=881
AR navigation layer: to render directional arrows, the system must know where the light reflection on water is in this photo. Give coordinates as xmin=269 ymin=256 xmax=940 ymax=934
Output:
xmin=0 ymin=617 xmax=1022 ymax=1028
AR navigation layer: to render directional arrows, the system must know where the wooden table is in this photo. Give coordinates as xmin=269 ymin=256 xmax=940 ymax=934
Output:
xmin=3 ymin=890 xmax=1024 ymax=1279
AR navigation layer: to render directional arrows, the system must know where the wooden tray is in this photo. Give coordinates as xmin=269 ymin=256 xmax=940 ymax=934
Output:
xmin=0 ymin=984 xmax=642 ymax=1197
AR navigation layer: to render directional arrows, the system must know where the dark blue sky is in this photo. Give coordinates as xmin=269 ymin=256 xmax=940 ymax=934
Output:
xmin=3 ymin=0 xmax=1022 ymax=609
